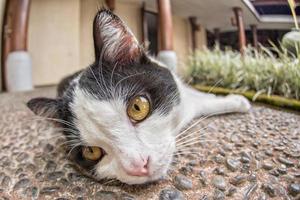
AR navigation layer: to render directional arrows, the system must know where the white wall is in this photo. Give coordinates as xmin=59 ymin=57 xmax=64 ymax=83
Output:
xmin=28 ymin=0 xmax=81 ymax=86
xmin=27 ymin=0 xmax=206 ymax=86
xmin=0 ymin=0 xmax=6 ymax=91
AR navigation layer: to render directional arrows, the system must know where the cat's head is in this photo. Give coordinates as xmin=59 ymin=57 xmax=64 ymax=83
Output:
xmin=27 ymin=9 xmax=181 ymax=185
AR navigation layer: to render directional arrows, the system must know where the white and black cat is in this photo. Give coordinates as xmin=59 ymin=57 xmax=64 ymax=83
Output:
xmin=27 ymin=9 xmax=250 ymax=185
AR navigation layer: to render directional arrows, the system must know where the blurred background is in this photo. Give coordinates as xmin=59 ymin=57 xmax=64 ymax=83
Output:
xmin=0 ymin=0 xmax=299 ymax=94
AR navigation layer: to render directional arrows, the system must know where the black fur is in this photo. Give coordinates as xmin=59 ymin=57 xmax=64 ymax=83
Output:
xmin=79 ymin=58 xmax=179 ymax=115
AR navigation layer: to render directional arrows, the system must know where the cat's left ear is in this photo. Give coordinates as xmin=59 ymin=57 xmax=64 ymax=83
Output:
xmin=93 ymin=9 xmax=144 ymax=65
xmin=27 ymin=97 xmax=61 ymax=118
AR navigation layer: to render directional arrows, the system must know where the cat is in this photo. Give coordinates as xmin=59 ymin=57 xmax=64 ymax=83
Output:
xmin=27 ymin=9 xmax=250 ymax=185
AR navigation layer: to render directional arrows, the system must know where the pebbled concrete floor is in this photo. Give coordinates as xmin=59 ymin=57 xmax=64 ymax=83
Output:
xmin=0 ymin=88 xmax=299 ymax=200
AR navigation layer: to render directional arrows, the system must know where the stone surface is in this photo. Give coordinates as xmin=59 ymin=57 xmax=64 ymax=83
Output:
xmin=0 ymin=87 xmax=299 ymax=199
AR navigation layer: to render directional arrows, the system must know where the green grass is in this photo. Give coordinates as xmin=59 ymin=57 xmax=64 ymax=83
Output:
xmin=187 ymin=45 xmax=300 ymax=100
xmin=193 ymin=85 xmax=300 ymax=111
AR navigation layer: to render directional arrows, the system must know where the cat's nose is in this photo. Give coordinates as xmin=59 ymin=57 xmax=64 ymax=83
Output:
xmin=124 ymin=156 xmax=150 ymax=177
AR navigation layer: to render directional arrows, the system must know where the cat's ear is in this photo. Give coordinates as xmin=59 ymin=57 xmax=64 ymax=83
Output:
xmin=27 ymin=98 xmax=61 ymax=118
xmin=93 ymin=9 xmax=143 ymax=65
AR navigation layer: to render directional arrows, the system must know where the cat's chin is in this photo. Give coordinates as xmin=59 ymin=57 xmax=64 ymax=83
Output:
xmin=115 ymin=168 xmax=168 ymax=185
xmin=118 ymin=174 xmax=163 ymax=185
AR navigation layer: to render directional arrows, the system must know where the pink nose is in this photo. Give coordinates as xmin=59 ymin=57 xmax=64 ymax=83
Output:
xmin=124 ymin=156 xmax=150 ymax=177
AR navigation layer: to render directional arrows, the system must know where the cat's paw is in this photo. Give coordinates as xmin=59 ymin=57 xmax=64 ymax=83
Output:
xmin=226 ymin=94 xmax=251 ymax=113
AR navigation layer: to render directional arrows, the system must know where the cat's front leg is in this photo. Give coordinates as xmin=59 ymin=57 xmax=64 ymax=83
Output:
xmin=197 ymin=94 xmax=251 ymax=116
xmin=181 ymin=85 xmax=251 ymax=119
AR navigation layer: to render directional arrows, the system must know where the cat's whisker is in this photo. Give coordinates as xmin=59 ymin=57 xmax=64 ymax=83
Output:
xmin=57 ymin=139 xmax=81 ymax=148
xmin=208 ymin=78 xmax=223 ymax=93
xmin=176 ymin=108 xmax=239 ymax=139
xmin=98 ymin=48 xmax=115 ymax=98
xmin=114 ymin=72 xmax=145 ymax=95
xmin=89 ymin=65 xmax=108 ymax=98
xmin=176 ymin=139 xmax=219 ymax=150
xmin=28 ymin=116 xmax=77 ymax=128
xmin=175 ymin=128 xmax=207 ymax=145
xmin=175 ymin=114 xmax=223 ymax=145
xmin=40 ymin=134 xmax=66 ymax=142
xmin=66 ymin=143 xmax=82 ymax=158
xmin=176 ymin=136 xmax=220 ymax=148
xmin=110 ymin=61 xmax=118 ymax=88
xmin=175 ymin=115 xmax=209 ymax=139
xmin=176 ymin=134 xmax=207 ymax=147
xmin=102 ymin=178 xmax=117 ymax=186
xmin=49 ymin=127 xmax=79 ymax=135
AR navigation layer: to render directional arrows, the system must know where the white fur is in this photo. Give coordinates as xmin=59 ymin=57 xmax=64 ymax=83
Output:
xmin=176 ymin=78 xmax=251 ymax=128
xmin=71 ymin=87 xmax=179 ymax=184
xmin=70 ymin=70 xmax=251 ymax=185
xmin=68 ymin=11 xmax=251 ymax=185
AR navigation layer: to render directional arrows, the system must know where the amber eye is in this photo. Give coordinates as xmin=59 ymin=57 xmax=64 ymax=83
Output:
xmin=127 ymin=96 xmax=150 ymax=122
xmin=82 ymin=146 xmax=103 ymax=161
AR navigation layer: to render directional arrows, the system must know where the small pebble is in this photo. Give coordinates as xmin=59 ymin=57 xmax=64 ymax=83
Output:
xmin=226 ymin=158 xmax=240 ymax=172
xmin=262 ymin=162 xmax=274 ymax=170
xmin=212 ymin=176 xmax=227 ymax=191
xmin=269 ymin=169 xmax=280 ymax=177
xmin=44 ymin=143 xmax=54 ymax=152
xmin=213 ymin=189 xmax=225 ymax=200
xmin=240 ymin=156 xmax=250 ymax=163
xmin=1 ymin=176 xmax=11 ymax=188
xmin=44 ymin=161 xmax=57 ymax=172
xmin=277 ymin=166 xmax=287 ymax=174
xmin=214 ymin=167 xmax=225 ymax=175
xmin=277 ymin=157 xmax=294 ymax=167
xmin=199 ymin=170 xmax=208 ymax=186
xmin=40 ymin=186 xmax=60 ymax=195
xmin=265 ymin=149 xmax=273 ymax=156
xmin=288 ymin=183 xmax=300 ymax=196
xmin=120 ymin=193 xmax=135 ymax=200
xmin=159 ymin=187 xmax=185 ymax=200
xmin=95 ymin=191 xmax=118 ymax=200
xmin=174 ymin=175 xmax=193 ymax=190
xmin=16 ymin=152 xmax=29 ymax=162
xmin=13 ymin=178 xmax=30 ymax=191
xmin=179 ymin=166 xmax=193 ymax=175
xmin=67 ymin=173 xmax=82 ymax=182
xmin=199 ymin=195 xmax=209 ymax=200
xmin=262 ymin=184 xmax=276 ymax=197
xmin=31 ymin=187 xmax=38 ymax=198
xmin=227 ymin=187 xmax=237 ymax=196
xmin=214 ymin=155 xmax=225 ymax=164
xmin=72 ymin=186 xmax=85 ymax=194
xmin=244 ymin=183 xmax=258 ymax=200
xmin=47 ymin=171 xmax=64 ymax=181
xmin=229 ymin=175 xmax=246 ymax=186
xmin=248 ymin=173 xmax=257 ymax=182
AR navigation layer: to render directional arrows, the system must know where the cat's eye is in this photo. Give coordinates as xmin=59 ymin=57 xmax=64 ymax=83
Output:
xmin=82 ymin=146 xmax=103 ymax=161
xmin=127 ymin=96 xmax=150 ymax=122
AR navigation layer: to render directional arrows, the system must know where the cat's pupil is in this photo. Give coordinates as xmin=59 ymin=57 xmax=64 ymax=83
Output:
xmin=88 ymin=147 xmax=93 ymax=153
xmin=134 ymin=104 xmax=140 ymax=111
